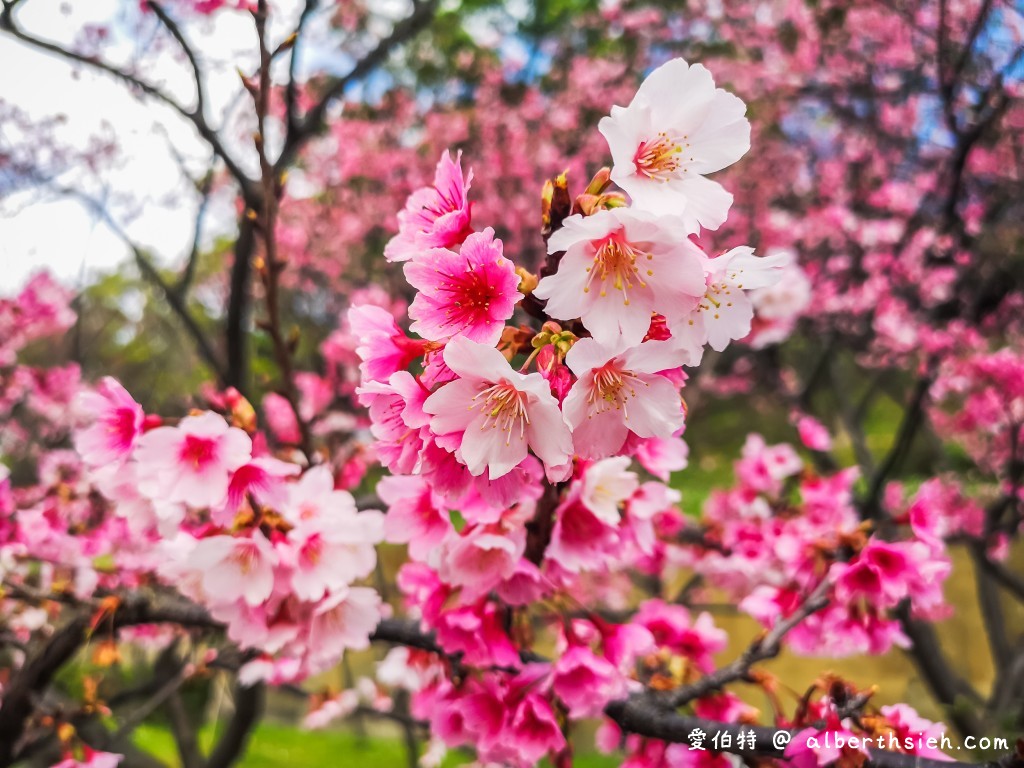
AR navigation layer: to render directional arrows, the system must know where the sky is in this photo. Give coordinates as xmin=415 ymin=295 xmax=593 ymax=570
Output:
xmin=0 ymin=0 xmax=552 ymax=295
xmin=0 ymin=0 xmax=410 ymax=293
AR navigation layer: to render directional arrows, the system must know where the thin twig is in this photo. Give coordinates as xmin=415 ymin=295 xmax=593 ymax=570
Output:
xmin=666 ymin=580 xmax=831 ymax=707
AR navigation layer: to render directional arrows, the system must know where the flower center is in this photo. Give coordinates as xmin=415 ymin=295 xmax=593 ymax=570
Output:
xmin=584 ymin=232 xmax=654 ymax=306
xmin=693 ymin=275 xmax=735 ymax=322
xmin=231 ymin=541 xmax=260 ymax=575
xmin=107 ymin=407 xmax=137 ymax=447
xmin=587 ymin=362 xmax=646 ymax=419
xmin=302 ymin=535 xmax=323 ymax=566
xmin=633 ymin=132 xmax=689 ymax=181
xmin=473 ymin=380 xmax=530 ymax=445
xmin=438 ymin=266 xmax=498 ymax=329
xmin=179 ymin=434 xmax=217 ymax=470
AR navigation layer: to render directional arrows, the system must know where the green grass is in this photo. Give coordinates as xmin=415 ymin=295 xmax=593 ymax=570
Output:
xmin=132 ymin=721 xmax=620 ymax=768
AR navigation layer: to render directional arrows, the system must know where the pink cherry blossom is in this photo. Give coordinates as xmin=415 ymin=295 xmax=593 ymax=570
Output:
xmin=506 ymin=694 xmax=566 ymax=766
xmin=189 ymin=531 xmax=277 ymax=607
xmin=73 ymin=377 xmax=144 ymax=467
xmin=580 ymin=456 xmax=640 ymax=525
xmin=552 ymin=645 xmax=628 ymax=717
xmin=385 ymin=149 xmax=473 ymax=262
xmin=378 ymin=474 xmax=453 ymax=561
xmin=134 ymin=412 xmax=252 ymax=508
xmin=879 ymin=704 xmax=953 ymax=761
xmin=439 ymin=525 xmax=525 ymax=602
xmin=796 ymin=415 xmax=833 ymax=452
xmin=423 ymin=336 xmax=573 ymax=479
xmin=286 ymin=508 xmax=384 ymax=601
xmin=307 ymin=586 xmax=383 ymax=664
xmin=673 ymin=247 xmax=788 ymax=360
xmin=52 ymin=749 xmax=123 ymax=768
xmin=406 ymin=228 xmax=522 ymax=345
xmin=547 ymin=493 xmax=620 ymax=573
xmin=222 ymin=457 xmax=301 ymax=524
xmin=564 ymin=338 xmax=686 ymax=458
xmin=356 ymin=372 xmax=430 ymax=476
xmin=347 ymin=304 xmax=428 ymax=383
xmin=786 ymin=719 xmax=871 ymax=768
xmin=533 ymin=208 xmax=705 ymax=346
xmin=598 ymin=58 xmax=750 ymax=230
xmin=634 ymin=600 xmax=727 ymax=672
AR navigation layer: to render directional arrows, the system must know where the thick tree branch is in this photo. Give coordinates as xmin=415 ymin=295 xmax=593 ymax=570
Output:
xmin=896 ymin=604 xmax=984 ymax=739
xmin=205 ymin=683 xmax=265 ymax=768
xmin=0 ymin=591 xmax=218 ymax=767
xmin=166 ymin=690 xmax=203 ymax=768
xmin=225 ymin=211 xmax=258 ymax=391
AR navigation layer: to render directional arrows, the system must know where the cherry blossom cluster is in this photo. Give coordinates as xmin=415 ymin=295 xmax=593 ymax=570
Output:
xmin=675 ymin=435 xmax=954 ymax=657
xmin=337 ymin=59 xmax=911 ymax=766
xmin=783 ymin=692 xmax=954 ymax=768
xmin=931 ymin=346 xmax=1024 ymax=480
xmin=70 ymin=382 xmax=385 ymax=684
xmin=0 ymin=271 xmax=388 ymax=764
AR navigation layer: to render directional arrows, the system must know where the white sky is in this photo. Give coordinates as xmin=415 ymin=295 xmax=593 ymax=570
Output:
xmin=0 ymin=0 xmax=412 ymax=294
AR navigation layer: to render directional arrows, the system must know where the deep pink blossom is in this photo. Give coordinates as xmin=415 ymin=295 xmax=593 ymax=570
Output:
xmin=135 ymin=412 xmax=252 ymax=508
xmin=552 ymin=645 xmax=628 ymax=717
xmin=385 ymin=150 xmax=473 ymax=262
xmin=73 ymin=377 xmax=144 ymax=467
xmin=406 ymin=228 xmax=522 ymax=345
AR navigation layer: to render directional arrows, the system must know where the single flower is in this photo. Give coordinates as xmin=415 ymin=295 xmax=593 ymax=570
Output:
xmin=563 ymin=337 xmax=687 ymax=459
xmin=598 ymin=57 xmax=750 ymax=231
xmin=423 ymin=336 xmax=573 ymax=480
xmin=532 ymin=208 xmax=705 ymax=346
xmin=406 ymin=228 xmax=522 ymax=346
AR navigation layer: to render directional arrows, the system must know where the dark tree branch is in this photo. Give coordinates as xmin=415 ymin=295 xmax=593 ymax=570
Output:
xmin=974 ymin=551 xmax=1024 ymax=603
xmin=285 ymin=0 xmax=318 ymax=137
xmin=666 ymin=580 xmax=830 ymax=707
xmin=175 ymin=165 xmax=215 ymax=297
xmin=225 ymin=212 xmax=258 ymax=392
xmin=861 ymin=371 xmax=934 ymax=523
xmin=65 ymin=188 xmax=229 ymax=384
xmin=368 ymin=618 xmax=1015 ymax=768
xmin=828 ymin=356 xmax=876 ymax=476
xmin=147 ymin=1 xmax=207 ymax=116
xmin=166 ymin=690 xmax=203 ymax=768
xmin=952 ymin=0 xmax=995 ymax=82
xmin=275 ymin=0 xmax=439 ymax=171
xmin=250 ymin=0 xmax=315 ymax=462
xmin=0 ymin=591 xmax=218 ymax=767
xmin=896 ymin=604 xmax=984 ymax=739
xmin=205 ymin=683 xmax=265 ymax=768
xmin=604 ymin=695 xmax=1020 ymax=768
xmin=970 ymin=544 xmax=1012 ymax=672
xmin=0 ymin=2 xmax=255 ymax=194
